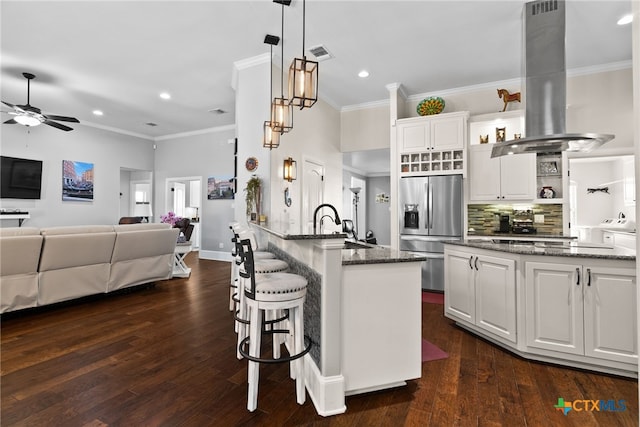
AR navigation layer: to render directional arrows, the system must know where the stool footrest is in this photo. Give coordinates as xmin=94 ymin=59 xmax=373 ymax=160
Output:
xmin=238 ymin=335 xmax=312 ymax=364
xmin=234 ymin=310 xmax=250 ymax=325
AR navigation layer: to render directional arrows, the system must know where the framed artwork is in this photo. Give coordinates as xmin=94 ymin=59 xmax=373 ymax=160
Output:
xmin=207 ymin=176 xmax=234 ymax=200
xmin=62 ymin=160 xmax=94 ymax=202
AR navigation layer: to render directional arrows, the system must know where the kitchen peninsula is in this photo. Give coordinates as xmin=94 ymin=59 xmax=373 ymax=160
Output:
xmin=251 ymin=223 xmax=426 ymax=416
xmin=444 ymin=240 xmax=637 ymax=378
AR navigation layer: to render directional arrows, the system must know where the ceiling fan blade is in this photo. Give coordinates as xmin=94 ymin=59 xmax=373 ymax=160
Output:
xmin=4 ymin=119 xmax=17 ymax=124
xmin=44 ymin=120 xmax=74 ymax=131
xmin=20 ymin=104 xmax=41 ymax=114
xmin=45 ymin=114 xmax=79 ymax=123
xmin=2 ymin=100 xmax=16 ymax=109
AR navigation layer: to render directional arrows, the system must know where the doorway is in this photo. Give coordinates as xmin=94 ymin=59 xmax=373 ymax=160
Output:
xmin=302 ymin=159 xmax=324 ymax=233
xmin=166 ymin=176 xmax=203 ymax=249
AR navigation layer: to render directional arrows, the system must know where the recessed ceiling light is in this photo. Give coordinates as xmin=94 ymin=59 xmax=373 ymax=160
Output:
xmin=159 ymin=92 xmax=171 ymax=100
xmin=358 ymin=70 xmax=369 ymax=78
xmin=92 ymin=110 xmax=103 ymax=116
xmin=617 ymin=14 xmax=633 ymax=25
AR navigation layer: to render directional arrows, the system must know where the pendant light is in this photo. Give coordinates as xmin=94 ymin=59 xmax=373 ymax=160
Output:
xmin=271 ymin=0 xmax=293 ymax=134
xmin=288 ymin=0 xmax=318 ymax=109
xmin=263 ymin=34 xmax=281 ymax=149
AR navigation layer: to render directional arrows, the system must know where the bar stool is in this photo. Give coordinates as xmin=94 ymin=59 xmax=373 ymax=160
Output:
xmin=229 ymin=223 xmax=275 ymax=311
xmin=236 ymin=238 xmax=311 ymax=412
xmin=232 ymin=231 xmax=289 ymax=359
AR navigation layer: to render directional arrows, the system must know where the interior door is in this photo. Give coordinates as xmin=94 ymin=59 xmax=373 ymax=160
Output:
xmin=302 ymin=159 xmax=324 ymax=233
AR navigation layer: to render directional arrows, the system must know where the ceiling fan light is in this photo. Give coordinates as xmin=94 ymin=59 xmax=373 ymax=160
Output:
xmin=14 ymin=114 xmax=42 ymax=127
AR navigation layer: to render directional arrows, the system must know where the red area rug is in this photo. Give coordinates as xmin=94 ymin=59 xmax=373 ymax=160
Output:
xmin=422 ymin=292 xmax=444 ymax=305
xmin=422 ymin=339 xmax=448 ymax=362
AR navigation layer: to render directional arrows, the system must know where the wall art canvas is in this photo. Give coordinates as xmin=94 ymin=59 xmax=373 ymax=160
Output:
xmin=62 ymin=160 xmax=94 ymax=202
xmin=207 ymin=176 xmax=234 ymax=200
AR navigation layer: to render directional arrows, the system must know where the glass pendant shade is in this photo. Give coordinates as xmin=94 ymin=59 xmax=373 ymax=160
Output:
xmin=270 ymin=97 xmax=293 ymax=133
xmin=288 ymin=56 xmax=318 ymax=109
xmin=263 ymin=121 xmax=280 ymax=149
xmin=283 ymin=157 xmax=297 ymax=182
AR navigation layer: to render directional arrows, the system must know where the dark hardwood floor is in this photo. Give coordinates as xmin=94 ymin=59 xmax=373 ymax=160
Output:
xmin=1 ymin=253 xmax=638 ymax=426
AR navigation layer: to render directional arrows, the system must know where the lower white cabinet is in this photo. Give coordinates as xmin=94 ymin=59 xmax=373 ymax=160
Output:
xmin=445 ymin=247 xmax=517 ymax=343
xmin=525 ymin=261 xmax=637 ymax=364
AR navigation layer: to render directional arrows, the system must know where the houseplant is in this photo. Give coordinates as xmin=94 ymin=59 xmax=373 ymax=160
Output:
xmin=244 ymin=175 xmax=262 ymax=221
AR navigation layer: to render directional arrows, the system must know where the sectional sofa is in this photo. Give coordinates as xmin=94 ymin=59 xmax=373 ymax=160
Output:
xmin=0 ymin=223 xmax=179 ymax=313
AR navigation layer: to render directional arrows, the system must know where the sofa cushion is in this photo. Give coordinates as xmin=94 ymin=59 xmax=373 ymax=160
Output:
xmin=0 ymin=227 xmax=40 ymax=237
xmin=40 ymin=225 xmax=115 ymax=236
xmin=113 ymin=223 xmax=171 ymax=232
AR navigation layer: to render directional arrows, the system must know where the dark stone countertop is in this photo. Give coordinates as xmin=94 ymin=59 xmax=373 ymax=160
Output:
xmin=467 ymin=232 xmax=575 ymax=240
xmin=342 ymin=242 xmax=428 ymax=265
xmin=253 ymin=223 xmax=346 ymax=241
xmin=445 ymin=240 xmax=635 ymax=261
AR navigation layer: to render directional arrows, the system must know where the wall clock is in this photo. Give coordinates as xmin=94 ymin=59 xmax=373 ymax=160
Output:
xmin=245 ymin=157 xmax=258 ymax=172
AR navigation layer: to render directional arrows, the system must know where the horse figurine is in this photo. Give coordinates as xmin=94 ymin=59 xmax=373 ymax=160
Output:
xmin=497 ymin=89 xmax=521 ymax=112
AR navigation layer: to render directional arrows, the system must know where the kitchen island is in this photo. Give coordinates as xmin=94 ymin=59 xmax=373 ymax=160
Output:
xmin=444 ymin=240 xmax=637 ymax=378
xmin=251 ymin=224 xmax=426 ymax=416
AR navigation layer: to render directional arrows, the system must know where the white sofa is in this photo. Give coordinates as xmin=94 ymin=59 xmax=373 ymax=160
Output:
xmin=0 ymin=227 xmax=43 ymax=313
xmin=0 ymin=223 xmax=179 ymax=313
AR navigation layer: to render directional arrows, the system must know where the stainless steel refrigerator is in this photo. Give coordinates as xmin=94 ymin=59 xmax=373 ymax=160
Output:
xmin=399 ymin=175 xmax=463 ymax=292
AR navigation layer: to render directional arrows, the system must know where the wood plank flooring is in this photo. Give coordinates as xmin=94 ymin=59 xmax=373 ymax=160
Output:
xmin=1 ymin=254 xmax=638 ymax=426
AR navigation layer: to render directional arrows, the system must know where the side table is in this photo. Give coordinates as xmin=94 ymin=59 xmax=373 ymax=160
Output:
xmin=173 ymin=243 xmax=192 ymax=278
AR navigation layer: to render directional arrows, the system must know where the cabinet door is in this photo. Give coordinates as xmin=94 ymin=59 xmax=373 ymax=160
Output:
xmin=469 ymin=145 xmax=501 ymax=201
xmin=500 ymin=153 xmax=536 ymax=200
xmin=475 ymin=255 xmax=517 ymax=343
xmin=583 ymin=266 xmax=637 ymax=364
xmin=444 ymin=249 xmax=475 ymax=324
xmin=431 ymin=116 xmax=463 ymax=151
xmin=398 ymin=122 xmax=430 ymax=152
xmin=525 ymin=262 xmax=584 ymax=355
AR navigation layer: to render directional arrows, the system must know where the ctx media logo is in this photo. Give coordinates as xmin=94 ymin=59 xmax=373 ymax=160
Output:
xmin=554 ymin=398 xmax=627 ymax=416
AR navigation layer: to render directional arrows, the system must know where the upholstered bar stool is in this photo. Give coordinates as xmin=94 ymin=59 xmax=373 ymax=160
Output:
xmin=236 ymin=238 xmax=311 ymax=412
xmin=228 ymin=223 xmax=275 ymax=311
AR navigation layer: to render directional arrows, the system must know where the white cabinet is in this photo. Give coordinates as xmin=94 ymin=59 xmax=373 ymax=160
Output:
xmin=398 ymin=112 xmax=467 ymax=176
xmin=445 ymin=247 xmax=517 ymax=343
xmin=469 ymin=144 xmax=536 ymax=201
xmin=525 ymin=261 xmax=637 ymax=364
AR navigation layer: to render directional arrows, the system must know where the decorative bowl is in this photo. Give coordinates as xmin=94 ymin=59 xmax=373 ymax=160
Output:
xmin=417 ymin=97 xmax=445 ymax=116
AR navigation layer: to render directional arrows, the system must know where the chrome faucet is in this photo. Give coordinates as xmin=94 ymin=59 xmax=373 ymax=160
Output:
xmin=313 ymin=204 xmax=341 ymax=234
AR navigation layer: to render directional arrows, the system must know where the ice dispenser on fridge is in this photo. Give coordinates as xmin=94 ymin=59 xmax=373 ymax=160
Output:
xmin=404 ymin=204 xmax=419 ymax=229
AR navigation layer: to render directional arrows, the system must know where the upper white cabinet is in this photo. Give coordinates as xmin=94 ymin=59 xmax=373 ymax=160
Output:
xmin=469 ymin=144 xmax=536 ymax=201
xmin=398 ymin=112 xmax=468 ymax=176
xmin=468 ymin=110 xmax=536 ymax=201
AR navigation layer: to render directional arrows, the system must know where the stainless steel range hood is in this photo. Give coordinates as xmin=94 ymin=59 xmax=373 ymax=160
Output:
xmin=491 ymin=0 xmax=614 ymax=158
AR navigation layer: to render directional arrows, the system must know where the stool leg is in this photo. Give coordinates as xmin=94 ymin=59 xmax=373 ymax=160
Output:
xmin=236 ymin=277 xmax=247 ymax=359
xmin=247 ymin=303 xmax=262 ymax=412
xmin=293 ymin=303 xmax=306 ymax=405
xmin=269 ymin=310 xmax=281 ymax=359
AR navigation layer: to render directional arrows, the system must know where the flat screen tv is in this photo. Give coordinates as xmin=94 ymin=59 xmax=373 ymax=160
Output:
xmin=0 ymin=156 xmax=43 ymax=199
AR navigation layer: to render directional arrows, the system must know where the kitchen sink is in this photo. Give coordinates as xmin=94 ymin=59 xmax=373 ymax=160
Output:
xmin=343 ymin=241 xmax=372 ymax=249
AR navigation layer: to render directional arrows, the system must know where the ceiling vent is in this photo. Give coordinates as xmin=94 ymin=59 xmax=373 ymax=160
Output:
xmin=208 ymin=108 xmax=227 ymax=115
xmin=308 ymin=44 xmax=333 ymax=61
xmin=145 ymin=122 xmax=158 ymax=127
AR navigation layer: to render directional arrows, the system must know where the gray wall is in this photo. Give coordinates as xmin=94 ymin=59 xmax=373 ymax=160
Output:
xmin=154 ymin=127 xmax=236 ymax=259
xmin=366 ymin=175 xmax=391 ymax=245
xmin=0 ymin=123 xmax=154 ymax=228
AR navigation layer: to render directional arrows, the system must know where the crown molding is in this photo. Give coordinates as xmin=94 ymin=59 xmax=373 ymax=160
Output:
xmin=79 ymin=121 xmax=154 ymax=140
xmin=154 ymin=124 xmax=236 ymax=141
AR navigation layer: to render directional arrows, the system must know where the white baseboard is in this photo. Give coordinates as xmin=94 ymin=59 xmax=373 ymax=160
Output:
xmin=304 ymin=355 xmax=346 ymax=417
xmin=198 ymin=250 xmax=233 ymax=262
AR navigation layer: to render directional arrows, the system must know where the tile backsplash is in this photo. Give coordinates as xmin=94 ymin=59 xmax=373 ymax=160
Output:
xmin=468 ymin=204 xmax=563 ymax=235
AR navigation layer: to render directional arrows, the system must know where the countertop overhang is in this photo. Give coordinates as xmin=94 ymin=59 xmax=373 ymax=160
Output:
xmin=445 ymin=239 xmax=635 ymax=261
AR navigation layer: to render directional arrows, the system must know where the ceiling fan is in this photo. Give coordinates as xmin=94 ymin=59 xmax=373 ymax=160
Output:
xmin=2 ymin=72 xmax=79 ymax=131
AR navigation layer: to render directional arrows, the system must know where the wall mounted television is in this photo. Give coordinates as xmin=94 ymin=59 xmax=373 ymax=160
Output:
xmin=0 ymin=156 xmax=43 ymax=199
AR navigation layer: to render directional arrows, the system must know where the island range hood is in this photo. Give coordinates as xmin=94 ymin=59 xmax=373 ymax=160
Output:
xmin=491 ymin=0 xmax=614 ymax=158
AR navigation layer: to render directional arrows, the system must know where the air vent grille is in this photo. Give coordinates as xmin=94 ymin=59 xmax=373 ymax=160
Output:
xmin=308 ymin=44 xmax=333 ymax=61
xmin=145 ymin=122 xmax=158 ymax=127
xmin=208 ymin=108 xmax=227 ymax=115
xmin=530 ymin=0 xmax=558 ymax=15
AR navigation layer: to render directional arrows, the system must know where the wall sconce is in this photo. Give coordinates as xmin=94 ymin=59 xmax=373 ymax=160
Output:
xmin=283 ymin=157 xmax=297 ymax=182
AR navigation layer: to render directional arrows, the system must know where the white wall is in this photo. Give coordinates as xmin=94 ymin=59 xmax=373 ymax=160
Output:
xmin=341 ymin=104 xmax=390 ymax=152
xmin=154 ymin=127 xmax=235 ymax=257
xmin=366 ymin=176 xmax=391 ymax=245
xmin=0 ymin=123 xmax=154 ymax=228
xmin=270 ymin=99 xmax=342 ymax=232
